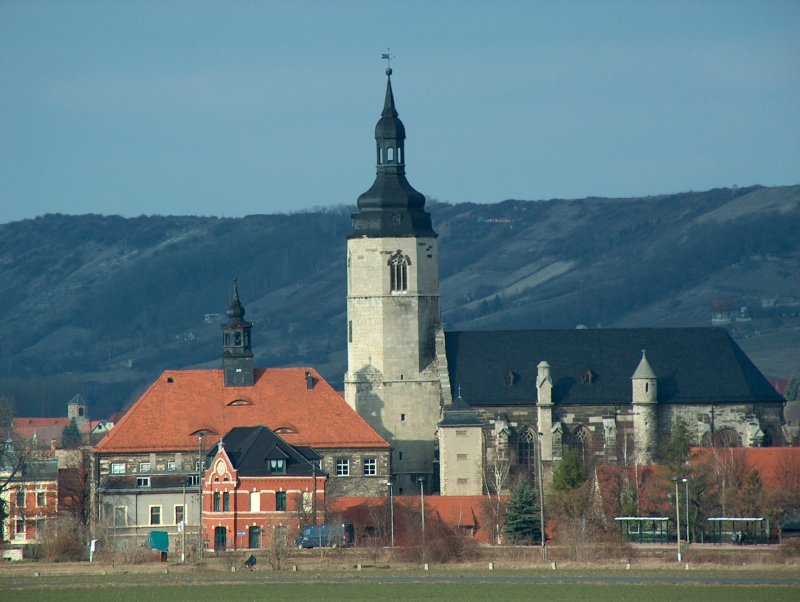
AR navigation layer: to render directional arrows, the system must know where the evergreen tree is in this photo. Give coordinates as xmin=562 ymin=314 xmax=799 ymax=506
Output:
xmin=61 ymin=417 xmax=82 ymax=449
xmin=552 ymin=449 xmax=586 ymax=491
xmin=661 ymin=415 xmax=693 ymax=469
xmin=504 ymin=479 xmax=540 ymax=544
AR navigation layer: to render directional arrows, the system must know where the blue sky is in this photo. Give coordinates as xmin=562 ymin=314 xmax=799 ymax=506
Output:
xmin=1 ymin=1 xmax=798 ymax=223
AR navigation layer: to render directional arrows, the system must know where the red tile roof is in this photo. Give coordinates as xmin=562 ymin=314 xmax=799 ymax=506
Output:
xmin=329 ymin=495 xmax=498 ymax=544
xmin=14 ymin=417 xmax=70 ymax=442
xmin=691 ymin=447 xmax=800 ymax=490
xmin=94 ymin=368 xmax=389 ymax=453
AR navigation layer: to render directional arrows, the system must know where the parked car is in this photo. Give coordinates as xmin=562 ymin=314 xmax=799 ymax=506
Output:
xmin=294 ymin=523 xmax=355 ymax=549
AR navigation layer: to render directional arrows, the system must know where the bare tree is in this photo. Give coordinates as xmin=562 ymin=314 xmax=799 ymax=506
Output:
xmin=483 ymin=453 xmax=511 ymax=544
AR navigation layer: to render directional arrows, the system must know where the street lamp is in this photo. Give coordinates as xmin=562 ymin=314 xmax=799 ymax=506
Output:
xmin=418 ymin=476 xmax=425 ymax=562
xmin=386 ymin=480 xmax=394 ymax=547
xmin=682 ymin=477 xmax=690 ymax=545
xmin=536 ymin=432 xmax=546 ymax=560
xmin=671 ymin=476 xmax=686 ymax=562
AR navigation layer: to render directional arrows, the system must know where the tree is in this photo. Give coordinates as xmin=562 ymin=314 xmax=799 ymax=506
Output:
xmin=552 ymin=449 xmax=586 ymax=491
xmin=660 ymin=415 xmax=693 ymax=469
xmin=483 ymin=454 xmax=511 ymax=544
xmin=785 ymin=376 xmax=799 ymax=401
xmin=732 ymin=468 xmax=763 ymax=517
xmin=0 ymin=395 xmax=15 ymax=441
xmin=504 ymin=479 xmax=540 ymax=544
xmin=59 ymin=448 xmax=92 ymax=537
xmin=61 ymin=418 xmax=82 ymax=449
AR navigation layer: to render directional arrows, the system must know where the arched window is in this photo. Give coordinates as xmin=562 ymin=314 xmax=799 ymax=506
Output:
xmin=389 ymin=252 xmax=408 ymax=292
xmin=517 ymin=428 xmax=535 ymax=477
xmin=213 ymin=492 xmax=220 ymax=512
xmin=387 ymin=147 xmax=394 ymax=162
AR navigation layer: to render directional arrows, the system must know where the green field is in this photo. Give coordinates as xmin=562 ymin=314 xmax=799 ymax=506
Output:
xmin=3 ymin=568 xmax=799 ymax=602
xmin=2 ymin=582 xmax=799 ymax=602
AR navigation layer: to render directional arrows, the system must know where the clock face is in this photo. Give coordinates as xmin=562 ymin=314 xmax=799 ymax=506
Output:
xmin=215 ymin=461 xmax=225 ymax=475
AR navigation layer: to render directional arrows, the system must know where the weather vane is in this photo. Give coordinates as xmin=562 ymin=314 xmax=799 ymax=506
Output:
xmin=381 ymin=48 xmax=395 ymax=72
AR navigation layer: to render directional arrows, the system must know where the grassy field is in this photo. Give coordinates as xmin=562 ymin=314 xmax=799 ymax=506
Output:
xmin=3 ymin=566 xmax=799 ymax=602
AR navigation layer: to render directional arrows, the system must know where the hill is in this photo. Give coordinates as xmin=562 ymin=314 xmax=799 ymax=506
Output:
xmin=1 ymin=185 xmax=798 ymax=419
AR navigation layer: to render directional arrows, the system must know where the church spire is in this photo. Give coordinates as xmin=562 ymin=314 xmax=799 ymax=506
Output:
xmin=350 ymin=68 xmax=436 ymax=239
xmin=222 ymin=277 xmax=254 ymax=387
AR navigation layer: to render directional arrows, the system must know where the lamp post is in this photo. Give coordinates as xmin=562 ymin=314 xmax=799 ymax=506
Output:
xmin=671 ymin=477 xmax=682 ymax=562
xmin=683 ymin=477 xmax=690 ymax=545
xmin=418 ymin=476 xmax=425 ymax=562
xmin=536 ymin=431 xmax=547 ymax=560
xmin=386 ymin=480 xmax=394 ymax=547
xmin=197 ymin=433 xmax=204 ymax=559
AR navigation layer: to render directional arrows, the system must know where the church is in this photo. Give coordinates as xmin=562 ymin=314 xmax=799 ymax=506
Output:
xmin=344 ymin=68 xmax=787 ymax=496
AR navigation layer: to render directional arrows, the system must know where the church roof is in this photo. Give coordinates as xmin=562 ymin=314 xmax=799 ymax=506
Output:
xmin=444 ymin=328 xmax=783 ymax=406
xmin=94 ymin=367 xmax=389 ymax=453
xmin=212 ymin=425 xmax=322 ymax=478
xmin=439 ymin=395 xmax=483 ymax=427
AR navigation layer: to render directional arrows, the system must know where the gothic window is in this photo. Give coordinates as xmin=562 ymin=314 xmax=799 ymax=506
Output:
xmin=223 ymin=492 xmax=230 ymax=512
xmin=517 ymin=429 xmax=535 ymax=476
xmin=234 ymin=331 xmax=242 ymax=345
xmin=389 ymin=252 xmax=408 ymax=293
xmin=213 ymin=492 xmax=220 ymax=512
xmin=276 ymin=491 xmax=287 ymax=512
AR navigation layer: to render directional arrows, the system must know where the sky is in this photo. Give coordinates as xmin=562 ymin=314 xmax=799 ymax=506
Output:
xmin=1 ymin=1 xmax=798 ymax=223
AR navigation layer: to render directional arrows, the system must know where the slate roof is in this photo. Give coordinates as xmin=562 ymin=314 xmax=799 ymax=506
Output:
xmin=94 ymin=367 xmax=389 ymax=453
xmin=99 ymin=473 xmax=194 ymax=492
xmin=445 ymin=328 xmax=784 ymax=406
xmin=439 ymin=395 xmax=484 ymax=427
xmin=212 ymin=425 xmax=322 ymax=478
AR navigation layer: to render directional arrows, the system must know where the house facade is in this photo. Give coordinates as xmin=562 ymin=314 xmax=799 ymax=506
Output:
xmin=203 ymin=426 xmax=325 ymax=552
xmin=1 ymin=439 xmax=59 ymax=548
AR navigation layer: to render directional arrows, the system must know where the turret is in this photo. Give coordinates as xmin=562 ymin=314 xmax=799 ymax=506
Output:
xmin=631 ymin=350 xmax=658 ymax=464
xmin=222 ymin=278 xmax=254 ymax=387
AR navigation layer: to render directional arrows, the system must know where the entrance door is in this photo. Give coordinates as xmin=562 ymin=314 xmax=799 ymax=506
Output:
xmin=214 ymin=526 xmax=227 ymax=552
xmin=249 ymin=526 xmax=261 ymax=549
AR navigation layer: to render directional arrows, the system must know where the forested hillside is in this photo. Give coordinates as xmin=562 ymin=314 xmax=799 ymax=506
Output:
xmin=1 ymin=185 xmax=798 ymax=419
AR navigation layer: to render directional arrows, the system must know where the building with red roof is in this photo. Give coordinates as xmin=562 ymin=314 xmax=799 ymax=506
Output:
xmin=93 ymin=281 xmax=389 ymax=553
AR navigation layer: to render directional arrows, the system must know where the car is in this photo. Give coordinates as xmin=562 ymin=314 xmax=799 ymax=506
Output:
xmin=294 ymin=523 xmax=355 ymax=549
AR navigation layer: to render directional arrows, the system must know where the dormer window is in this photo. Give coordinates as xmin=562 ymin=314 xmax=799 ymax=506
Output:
xmin=504 ymin=369 xmax=516 ymax=387
xmin=582 ymin=369 xmax=595 ymax=385
xmin=269 ymin=459 xmax=286 ymax=474
xmin=227 ymin=399 xmax=253 ymax=407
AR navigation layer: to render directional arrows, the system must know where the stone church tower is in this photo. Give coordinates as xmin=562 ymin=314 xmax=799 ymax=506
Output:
xmin=345 ymin=69 xmax=443 ymax=493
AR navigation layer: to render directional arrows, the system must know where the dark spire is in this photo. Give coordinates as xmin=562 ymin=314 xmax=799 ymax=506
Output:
xmin=222 ymin=277 xmax=254 ymax=387
xmin=350 ymin=68 xmax=436 ymax=239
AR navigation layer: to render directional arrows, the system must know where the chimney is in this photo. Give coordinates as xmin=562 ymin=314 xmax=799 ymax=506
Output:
xmin=305 ymin=371 xmax=314 ymax=390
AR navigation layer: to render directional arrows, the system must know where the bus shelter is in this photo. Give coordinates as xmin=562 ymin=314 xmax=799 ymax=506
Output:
xmin=706 ymin=517 xmax=767 ymax=545
xmin=614 ymin=517 xmax=671 ymax=544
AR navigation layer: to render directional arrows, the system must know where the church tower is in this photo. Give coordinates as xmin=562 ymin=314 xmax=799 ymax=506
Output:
xmin=345 ymin=68 xmax=442 ymax=493
xmin=222 ymin=278 xmax=254 ymax=387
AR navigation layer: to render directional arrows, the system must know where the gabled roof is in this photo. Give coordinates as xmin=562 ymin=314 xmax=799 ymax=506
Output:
xmin=212 ymin=425 xmax=321 ymax=478
xmin=14 ymin=417 xmax=70 ymax=442
xmin=95 ymin=367 xmax=389 ymax=453
xmin=445 ymin=328 xmax=783 ymax=406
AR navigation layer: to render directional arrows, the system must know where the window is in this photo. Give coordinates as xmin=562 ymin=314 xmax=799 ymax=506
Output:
xmin=175 ymin=505 xmax=184 ymax=525
xmin=149 ymin=506 xmax=161 ymax=526
xmin=139 ymin=462 xmax=151 ymax=472
xmin=36 ymin=518 xmax=46 ymax=540
xmin=16 ymin=488 xmax=26 ymax=508
xmin=167 ymin=461 xmax=176 ymax=471
xmin=363 ymin=457 xmax=377 ymax=476
xmin=401 ymin=414 xmax=405 ymax=422
xmin=348 ymin=320 xmax=353 ymax=343
xmin=276 ymin=491 xmax=287 ymax=512
xmin=398 ymin=452 xmax=403 ymax=461
xmin=113 ymin=506 xmax=127 ymax=527
xmin=335 ymin=458 xmax=350 ymax=477
xmin=36 ymin=492 xmax=46 ymax=507
xmin=187 ymin=474 xmax=200 ymax=486
xmin=195 ymin=460 xmax=202 ymax=471
xmin=250 ymin=491 xmax=261 ymax=512
xmin=111 ymin=463 xmax=125 ymax=475
xmin=456 ymin=430 xmax=467 ymax=437
xmin=213 ymin=492 xmax=220 ymax=512
xmin=389 ymin=253 xmax=408 ymax=292
xmin=302 ymin=491 xmax=313 ymax=513
xmin=457 ymin=478 xmax=468 ymax=485
xmin=457 ymin=453 xmax=468 ymax=461
xmin=15 ymin=519 xmax=25 ymax=538
xmin=136 ymin=476 xmax=150 ymax=488
xmin=269 ymin=459 xmax=285 ymax=474
xmin=223 ymin=492 xmax=230 ymax=512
